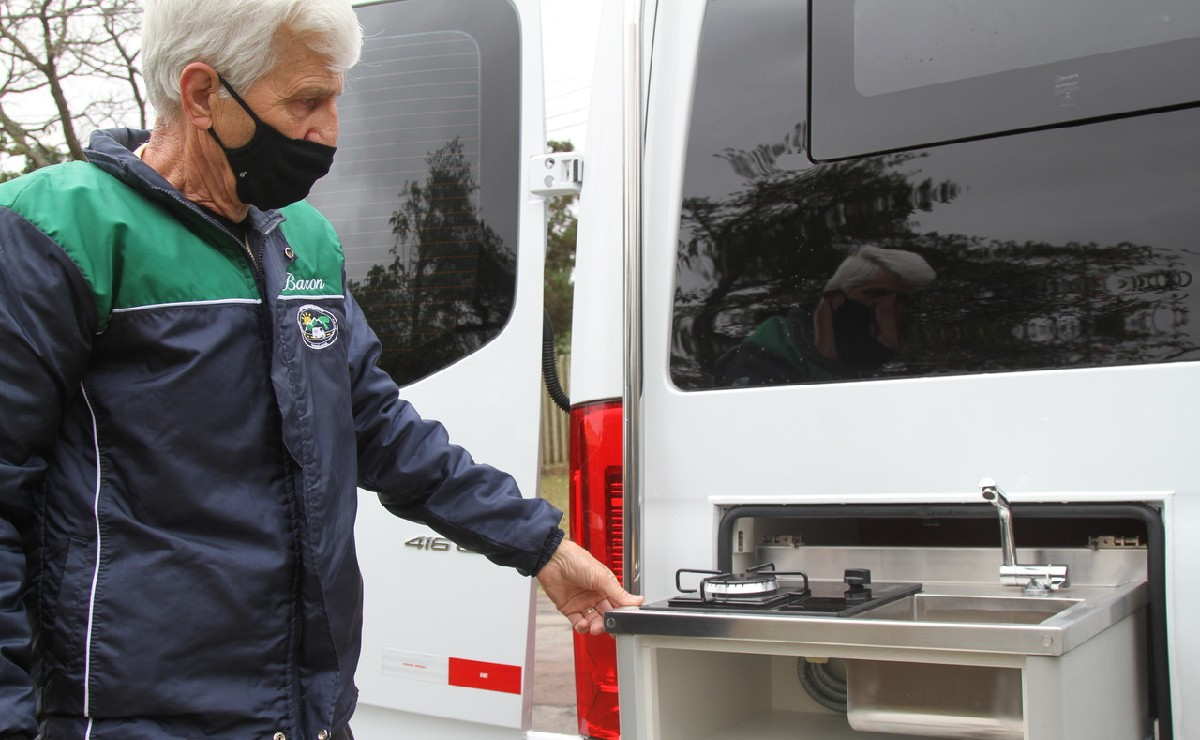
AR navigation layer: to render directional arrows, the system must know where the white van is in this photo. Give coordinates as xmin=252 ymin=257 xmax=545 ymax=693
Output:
xmin=319 ymin=1 xmax=1197 ymax=738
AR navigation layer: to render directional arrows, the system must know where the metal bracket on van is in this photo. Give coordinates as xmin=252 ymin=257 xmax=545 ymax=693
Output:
xmin=530 ymin=153 xmax=583 ymax=196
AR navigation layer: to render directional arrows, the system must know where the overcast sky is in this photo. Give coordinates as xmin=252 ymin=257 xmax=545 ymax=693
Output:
xmin=0 ymin=2 xmax=602 ymax=175
xmin=540 ymin=0 xmax=603 ymax=149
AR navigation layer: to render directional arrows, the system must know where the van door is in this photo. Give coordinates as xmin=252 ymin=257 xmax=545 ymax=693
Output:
xmin=308 ymin=1 xmax=551 ymax=736
xmin=636 ymin=1 xmax=1197 ymax=735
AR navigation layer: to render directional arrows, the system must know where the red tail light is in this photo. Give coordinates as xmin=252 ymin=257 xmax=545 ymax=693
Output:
xmin=568 ymin=399 xmax=624 ymax=740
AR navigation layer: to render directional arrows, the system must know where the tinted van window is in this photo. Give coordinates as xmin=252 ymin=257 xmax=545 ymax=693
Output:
xmin=810 ymin=0 xmax=1200 ymax=159
xmin=671 ymin=0 xmax=1200 ymax=390
xmin=308 ymin=0 xmax=520 ymax=385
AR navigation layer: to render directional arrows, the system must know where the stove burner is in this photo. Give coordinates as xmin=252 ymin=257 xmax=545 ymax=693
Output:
xmin=660 ymin=566 xmax=922 ymax=616
xmin=703 ymin=572 xmax=778 ymax=596
xmin=676 ymin=564 xmax=811 ymax=603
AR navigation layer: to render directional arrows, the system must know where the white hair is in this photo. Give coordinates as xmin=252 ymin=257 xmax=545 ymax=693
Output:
xmin=141 ymin=0 xmax=362 ymax=118
xmin=824 ymin=246 xmax=937 ymax=292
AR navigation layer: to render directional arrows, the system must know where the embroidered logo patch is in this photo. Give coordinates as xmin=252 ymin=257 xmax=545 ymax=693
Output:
xmin=297 ymin=305 xmax=339 ymax=349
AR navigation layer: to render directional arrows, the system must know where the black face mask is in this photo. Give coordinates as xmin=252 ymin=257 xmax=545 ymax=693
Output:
xmin=831 ymin=293 xmax=899 ymax=370
xmin=208 ymin=77 xmax=336 ymax=210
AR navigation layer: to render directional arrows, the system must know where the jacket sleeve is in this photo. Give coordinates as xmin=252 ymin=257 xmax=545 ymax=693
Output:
xmin=0 ymin=209 xmax=98 ymax=734
xmin=343 ymin=289 xmax=563 ymax=576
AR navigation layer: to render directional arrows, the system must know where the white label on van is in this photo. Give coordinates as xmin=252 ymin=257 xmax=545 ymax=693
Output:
xmin=381 ymin=648 xmax=449 ymax=684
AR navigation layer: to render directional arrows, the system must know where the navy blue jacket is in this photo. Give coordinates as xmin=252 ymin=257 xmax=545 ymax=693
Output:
xmin=0 ymin=129 xmax=562 ymax=739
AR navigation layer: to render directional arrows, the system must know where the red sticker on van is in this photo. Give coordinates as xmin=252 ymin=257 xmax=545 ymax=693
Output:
xmin=447 ymin=657 xmax=522 ymax=694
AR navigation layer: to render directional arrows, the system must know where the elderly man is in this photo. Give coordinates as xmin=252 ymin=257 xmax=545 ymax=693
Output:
xmin=0 ymin=0 xmax=638 ymax=737
xmin=715 ymin=246 xmax=937 ymax=386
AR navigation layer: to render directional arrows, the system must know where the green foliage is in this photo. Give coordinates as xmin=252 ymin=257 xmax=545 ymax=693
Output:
xmin=545 ymin=139 xmax=577 ymax=351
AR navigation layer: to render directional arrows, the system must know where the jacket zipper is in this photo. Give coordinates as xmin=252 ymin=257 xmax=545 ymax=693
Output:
xmin=119 ymin=151 xmax=310 ymax=733
xmin=242 ymin=231 xmax=262 ymax=277
xmin=240 ymin=225 xmax=305 ymax=734
xmin=245 ymin=221 xmax=282 ymax=278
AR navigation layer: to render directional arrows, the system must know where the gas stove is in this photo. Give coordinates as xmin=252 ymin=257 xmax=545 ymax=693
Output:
xmin=641 ymin=564 xmax=921 ymax=618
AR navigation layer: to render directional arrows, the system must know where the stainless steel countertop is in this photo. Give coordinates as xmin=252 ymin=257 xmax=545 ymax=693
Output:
xmin=604 ymin=580 xmax=1147 ymax=657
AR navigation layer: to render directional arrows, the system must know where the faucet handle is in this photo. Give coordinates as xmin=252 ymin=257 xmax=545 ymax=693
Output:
xmin=980 ymin=478 xmax=1012 ymax=508
xmin=1000 ymin=564 xmax=1070 ymax=592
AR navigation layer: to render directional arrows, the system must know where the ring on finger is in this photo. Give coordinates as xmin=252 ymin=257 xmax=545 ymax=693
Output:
xmin=581 ymin=607 xmax=597 ymax=618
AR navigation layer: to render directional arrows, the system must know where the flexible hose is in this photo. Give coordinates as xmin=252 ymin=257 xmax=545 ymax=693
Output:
xmin=797 ymin=659 xmax=847 ymax=714
xmin=542 ymin=310 xmax=571 ymax=413
xmin=809 ymin=659 xmax=847 ymax=700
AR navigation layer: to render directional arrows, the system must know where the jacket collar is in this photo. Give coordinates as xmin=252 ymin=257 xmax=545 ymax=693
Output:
xmin=84 ymin=128 xmax=285 ymax=240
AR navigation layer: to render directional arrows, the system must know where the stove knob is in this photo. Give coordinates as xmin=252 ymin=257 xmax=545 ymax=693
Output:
xmin=844 ymin=568 xmax=873 ymax=604
xmin=844 ymin=568 xmax=872 ymax=591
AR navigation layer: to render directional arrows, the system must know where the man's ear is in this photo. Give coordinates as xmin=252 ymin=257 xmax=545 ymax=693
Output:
xmin=179 ymin=63 xmax=222 ymax=131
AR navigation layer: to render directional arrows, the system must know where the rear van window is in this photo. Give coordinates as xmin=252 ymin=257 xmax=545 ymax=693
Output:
xmin=809 ymin=0 xmax=1200 ymax=159
xmin=308 ymin=0 xmax=520 ymax=386
xmin=670 ymin=0 xmax=1200 ymax=391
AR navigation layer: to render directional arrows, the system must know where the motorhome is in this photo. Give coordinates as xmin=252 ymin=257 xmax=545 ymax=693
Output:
xmin=317 ymin=1 xmax=1197 ymax=738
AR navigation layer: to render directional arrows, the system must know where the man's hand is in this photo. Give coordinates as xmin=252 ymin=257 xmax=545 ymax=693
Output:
xmin=536 ymin=538 xmax=643 ymax=635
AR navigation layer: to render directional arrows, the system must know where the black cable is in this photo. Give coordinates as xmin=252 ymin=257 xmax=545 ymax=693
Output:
xmin=542 ymin=310 xmax=570 ymax=413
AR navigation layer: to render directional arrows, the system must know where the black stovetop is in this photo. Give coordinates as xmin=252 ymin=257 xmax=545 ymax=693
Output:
xmin=643 ymin=567 xmax=921 ymax=618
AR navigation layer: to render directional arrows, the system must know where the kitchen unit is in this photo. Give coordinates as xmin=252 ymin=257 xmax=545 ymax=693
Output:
xmin=606 ymin=496 xmax=1161 ymax=739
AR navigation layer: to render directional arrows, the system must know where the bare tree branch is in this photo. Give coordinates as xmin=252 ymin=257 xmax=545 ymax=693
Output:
xmin=0 ymin=0 xmax=145 ymax=172
xmin=0 ymin=100 xmax=60 ymax=169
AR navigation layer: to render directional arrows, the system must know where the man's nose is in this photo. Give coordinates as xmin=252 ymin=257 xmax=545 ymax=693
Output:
xmin=306 ymin=102 xmax=339 ymax=145
xmin=871 ymin=294 xmax=908 ymax=345
xmin=873 ymin=292 xmax=899 ymax=313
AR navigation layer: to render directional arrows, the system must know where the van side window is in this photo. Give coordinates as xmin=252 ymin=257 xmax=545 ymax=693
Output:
xmin=671 ymin=0 xmax=1200 ymax=391
xmin=308 ymin=0 xmax=520 ymax=386
xmin=810 ymin=0 xmax=1200 ymax=160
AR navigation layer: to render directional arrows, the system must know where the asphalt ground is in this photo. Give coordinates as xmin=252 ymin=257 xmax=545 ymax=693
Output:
xmin=532 ymin=588 xmax=579 ymax=734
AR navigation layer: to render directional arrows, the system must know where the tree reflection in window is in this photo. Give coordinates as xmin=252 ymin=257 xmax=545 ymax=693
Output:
xmin=349 ymin=138 xmax=515 ymax=385
xmin=673 ymin=123 xmax=1197 ymax=390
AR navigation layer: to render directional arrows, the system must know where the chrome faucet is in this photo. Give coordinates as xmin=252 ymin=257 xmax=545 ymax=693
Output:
xmin=979 ymin=478 xmax=1069 ymax=594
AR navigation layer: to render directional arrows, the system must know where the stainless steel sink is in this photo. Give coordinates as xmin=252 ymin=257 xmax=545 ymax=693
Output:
xmin=857 ymin=592 xmax=1083 ymax=625
xmin=837 ymin=583 xmax=1146 ymax=655
xmin=844 ymin=590 xmax=1132 ymax=738
xmin=606 ymin=580 xmax=1147 ymax=656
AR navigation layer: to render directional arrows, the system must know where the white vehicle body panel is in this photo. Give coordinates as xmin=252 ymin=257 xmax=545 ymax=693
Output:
xmin=338 ymin=0 xmax=572 ymax=737
xmin=577 ymin=0 xmax=1194 ymax=736
xmin=336 ymin=0 xmax=1197 ymax=736
xmin=567 ymin=0 xmax=626 ymax=404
